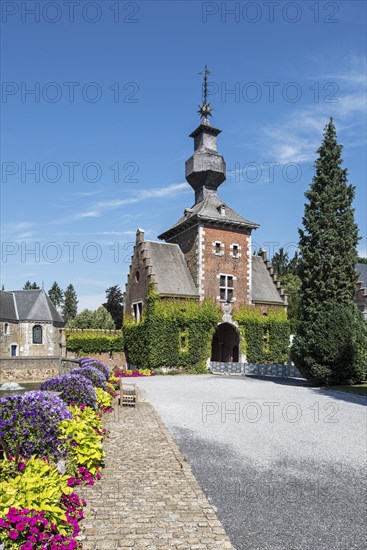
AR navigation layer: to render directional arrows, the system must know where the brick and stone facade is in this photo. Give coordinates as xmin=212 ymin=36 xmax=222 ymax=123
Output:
xmin=123 ymin=106 xmax=287 ymax=361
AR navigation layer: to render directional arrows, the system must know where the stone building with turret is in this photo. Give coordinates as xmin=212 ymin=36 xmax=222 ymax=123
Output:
xmin=124 ymin=83 xmax=287 ymax=363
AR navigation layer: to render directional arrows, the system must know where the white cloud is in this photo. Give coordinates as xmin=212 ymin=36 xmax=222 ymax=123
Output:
xmin=73 ymin=182 xmax=189 ymax=220
xmin=256 ymin=55 xmax=366 ymax=165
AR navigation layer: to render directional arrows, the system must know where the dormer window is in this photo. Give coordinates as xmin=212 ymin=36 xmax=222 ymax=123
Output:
xmin=218 ymin=204 xmax=226 ymax=216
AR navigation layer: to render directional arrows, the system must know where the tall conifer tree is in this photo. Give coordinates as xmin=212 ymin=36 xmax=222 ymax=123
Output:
xmin=298 ymin=118 xmax=358 ymax=320
xmin=48 ymin=281 xmax=64 ymax=309
xmin=62 ymin=284 xmax=78 ymax=322
xmin=292 ymin=119 xmax=366 ymax=385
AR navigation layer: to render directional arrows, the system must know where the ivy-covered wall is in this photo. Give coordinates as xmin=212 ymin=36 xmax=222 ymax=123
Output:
xmin=123 ymin=295 xmax=290 ymax=370
xmin=66 ymin=330 xmax=124 ymax=355
xmin=123 ymin=294 xmax=220 ymax=371
xmin=233 ymin=306 xmax=290 ymax=364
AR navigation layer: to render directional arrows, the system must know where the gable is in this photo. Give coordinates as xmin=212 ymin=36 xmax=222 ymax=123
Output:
xmin=251 ymin=256 xmax=285 ymax=304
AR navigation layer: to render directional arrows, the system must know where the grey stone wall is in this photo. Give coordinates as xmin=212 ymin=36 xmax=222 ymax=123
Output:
xmin=209 ymin=361 xmax=302 ymax=378
xmin=0 ymin=356 xmax=61 ymax=382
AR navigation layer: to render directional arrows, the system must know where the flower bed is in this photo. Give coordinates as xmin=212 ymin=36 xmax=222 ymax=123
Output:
xmin=113 ymin=367 xmax=154 ymax=378
xmin=40 ymin=374 xmax=97 ymax=409
xmin=79 ymin=357 xmax=111 ymax=381
xmin=0 ymin=391 xmax=72 ymax=460
xmin=69 ymin=366 xmax=107 ymax=390
xmin=0 ymin=358 xmax=115 ymax=549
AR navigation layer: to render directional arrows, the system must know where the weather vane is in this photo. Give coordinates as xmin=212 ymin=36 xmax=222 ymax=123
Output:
xmin=197 ymin=65 xmax=213 ymax=121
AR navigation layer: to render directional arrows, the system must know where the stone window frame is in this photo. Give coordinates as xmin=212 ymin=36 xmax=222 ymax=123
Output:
xmin=132 ymin=301 xmax=143 ymax=323
xmin=213 ymin=241 xmax=224 ymax=256
xmin=3 ymin=322 xmax=9 ymax=335
xmin=217 ymin=273 xmax=237 ymax=303
xmin=230 ymin=243 xmax=241 ymax=259
xmin=32 ymin=324 xmax=43 ymax=344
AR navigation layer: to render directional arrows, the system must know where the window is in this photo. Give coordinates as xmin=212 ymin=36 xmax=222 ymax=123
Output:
xmin=32 ymin=325 xmax=43 ymax=344
xmin=219 ymin=274 xmax=234 ymax=302
xmin=135 ymin=271 xmax=140 ymax=282
xmin=179 ymin=330 xmax=189 ymax=352
xmin=132 ymin=302 xmax=143 ymax=322
xmin=4 ymin=323 xmax=9 ymax=335
xmin=10 ymin=344 xmax=17 ymax=357
xmin=230 ymin=243 xmax=241 ymax=258
xmin=213 ymin=241 xmax=224 ymax=256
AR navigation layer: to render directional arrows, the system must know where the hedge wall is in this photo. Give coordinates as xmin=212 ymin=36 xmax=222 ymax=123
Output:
xmin=233 ymin=306 xmax=290 ymax=364
xmin=123 ymin=294 xmax=220 ymax=371
xmin=66 ymin=331 xmax=124 ymax=355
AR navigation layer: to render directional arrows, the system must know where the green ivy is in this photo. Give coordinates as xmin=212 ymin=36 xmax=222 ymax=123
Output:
xmin=66 ymin=331 xmax=124 ymax=354
xmin=123 ymin=295 xmax=290 ymax=369
xmin=123 ymin=293 xmax=220 ymax=371
xmin=233 ymin=306 xmax=290 ymax=364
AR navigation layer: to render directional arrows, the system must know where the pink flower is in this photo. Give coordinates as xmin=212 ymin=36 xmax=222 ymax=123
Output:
xmin=16 ymin=521 xmax=26 ymax=530
xmin=9 ymin=529 xmax=19 ymax=539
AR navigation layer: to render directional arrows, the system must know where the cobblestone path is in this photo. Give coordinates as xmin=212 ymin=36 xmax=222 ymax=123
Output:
xmin=79 ymin=399 xmax=234 ymax=550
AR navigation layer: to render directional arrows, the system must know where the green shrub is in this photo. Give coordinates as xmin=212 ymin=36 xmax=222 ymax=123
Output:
xmin=58 ymin=417 xmax=104 ymax=475
xmin=291 ymin=302 xmax=367 ymax=385
xmin=66 ymin=331 xmax=123 ymax=354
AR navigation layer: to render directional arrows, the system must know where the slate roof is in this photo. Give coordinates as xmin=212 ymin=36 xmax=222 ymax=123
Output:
xmin=145 ymin=241 xmax=199 ymax=297
xmin=0 ymin=291 xmax=18 ymax=321
xmin=158 ymin=193 xmax=259 ymax=240
xmin=357 ymin=263 xmax=367 ymax=287
xmin=251 ymin=256 xmax=284 ymax=304
xmin=0 ymin=289 xmax=64 ymax=324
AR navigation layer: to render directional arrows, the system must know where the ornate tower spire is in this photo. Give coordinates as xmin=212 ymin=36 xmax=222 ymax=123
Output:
xmin=197 ymin=65 xmax=213 ymax=122
xmin=185 ymin=66 xmax=226 ymax=204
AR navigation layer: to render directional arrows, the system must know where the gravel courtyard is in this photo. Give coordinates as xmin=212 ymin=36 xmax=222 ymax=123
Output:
xmin=132 ymin=375 xmax=367 ymax=550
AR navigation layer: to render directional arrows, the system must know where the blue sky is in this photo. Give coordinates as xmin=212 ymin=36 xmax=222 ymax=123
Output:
xmin=1 ymin=0 xmax=366 ymax=310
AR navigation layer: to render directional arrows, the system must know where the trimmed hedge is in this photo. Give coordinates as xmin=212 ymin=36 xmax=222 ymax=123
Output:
xmin=66 ymin=331 xmax=123 ymax=354
xmin=233 ymin=306 xmax=290 ymax=364
xmin=123 ymin=294 xmax=220 ymax=371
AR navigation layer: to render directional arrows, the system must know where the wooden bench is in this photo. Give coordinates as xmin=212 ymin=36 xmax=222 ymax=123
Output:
xmin=119 ymin=379 xmax=139 ymax=407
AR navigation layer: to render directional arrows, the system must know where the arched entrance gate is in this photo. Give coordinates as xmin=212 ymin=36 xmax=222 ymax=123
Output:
xmin=211 ymin=322 xmax=239 ymax=363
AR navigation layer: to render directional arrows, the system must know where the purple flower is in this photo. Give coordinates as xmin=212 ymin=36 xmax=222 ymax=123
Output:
xmin=40 ymin=374 xmax=97 ymax=409
xmin=70 ymin=365 xmax=107 ymax=389
xmin=0 ymin=391 xmax=71 ymax=460
xmin=79 ymin=357 xmax=111 ymax=380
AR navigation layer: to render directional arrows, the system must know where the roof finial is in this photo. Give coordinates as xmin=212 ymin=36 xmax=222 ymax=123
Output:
xmin=197 ymin=65 xmax=213 ymax=121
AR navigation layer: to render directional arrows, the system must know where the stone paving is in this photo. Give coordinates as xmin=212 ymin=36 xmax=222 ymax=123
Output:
xmin=78 ymin=396 xmax=234 ymax=550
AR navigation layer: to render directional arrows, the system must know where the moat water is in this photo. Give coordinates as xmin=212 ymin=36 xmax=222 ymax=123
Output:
xmin=0 ymin=382 xmax=41 ymax=398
